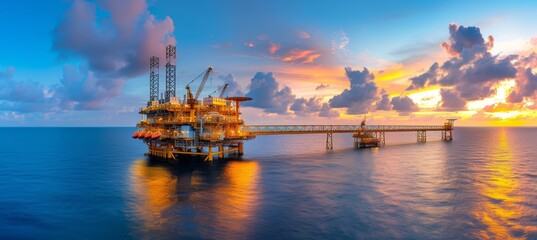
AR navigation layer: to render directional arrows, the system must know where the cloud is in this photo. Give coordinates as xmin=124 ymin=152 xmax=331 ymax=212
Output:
xmin=243 ymin=72 xmax=338 ymax=117
xmin=50 ymin=0 xmax=174 ymax=110
xmin=441 ymin=24 xmax=493 ymax=58
xmin=406 ymin=23 xmax=519 ymax=110
xmin=53 ymin=0 xmax=174 ymax=77
xmin=244 ymin=41 xmax=255 ymax=48
xmin=297 ymin=30 xmax=311 ymax=39
xmin=0 ymin=111 xmax=25 ymax=121
xmin=453 ymin=54 xmax=517 ymax=100
xmin=329 ymin=67 xmax=379 ymax=114
xmin=375 ymin=90 xmax=392 ymax=111
xmin=240 ymin=38 xmax=322 ymax=64
xmin=0 ymin=67 xmax=58 ymax=112
xmin=243 ymin=72 xmax=295 ymax=114
xmin=2 ymin=0 xmax=174 ymax=115
xmin=268 ymin=42 xmax=281 ymax=54
xmin=406 ymin=62 xmax=439 ymax=90
xmin=217 ymin=74 xmax=244 ymax=97
xmin=290 ymin=97 xmax=322 ymax=116
xmin=315 ymin=83 xmax=329 ymax=91
xmin=332 ymin=31 xmax=349 ymax=51
xmin=319 ymin=103 xmax=339 ymax=117
xmin=391 ymin=96 xmax=419 ymax=115
xmin=234 ymin=28 xmax=330 ymax=65
xmin=0 ymin=65 xmax=126 ymax=112
xmin=0 ymin=67 xmax=15 ymax=80
xmin=437 ymin=88 xmax=467 ymax=111
xmin=0 ymin=80 xmax=48 ymax=104
xmin=56 ymin=64 xmax=124 ymax=110
xmin=482 ymin=102 xmax=520 ymax=113
xmin=290 ymin=97 xmax=340 ymax=117
xmin=282 ymin=49 xmax=321 ymax=64
xmin=507 ymin=67 xmax=537 ymax=103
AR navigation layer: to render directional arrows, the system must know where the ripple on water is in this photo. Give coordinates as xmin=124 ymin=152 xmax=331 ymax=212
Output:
xmin=0 ymin=127 xmax=537 ymax=239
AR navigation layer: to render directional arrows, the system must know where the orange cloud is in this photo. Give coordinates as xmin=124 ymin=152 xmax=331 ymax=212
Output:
xmin=303 ymin=54 xmax=321 ymax=63
xmin=281 ymin=48 xmax=320 ymax=63
xmin=258 ymin=65 xmax=347 ymax=98
xmin=371 ymin=64 xmax=420 ymax=94
xmin=482 ymin=102 xmax=521 ymax=113
xmin=375 ymin=69 xmax=405 ymax=82
xmin=282 ymin=49 xmax=313 ymax=61
xmin=268 ymin=42 xmax=281 ymax=54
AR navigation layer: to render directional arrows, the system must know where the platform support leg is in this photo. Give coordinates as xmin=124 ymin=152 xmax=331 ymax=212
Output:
xmin=442 ymin=130 xmax=453 ymax=141
xmin=378 ymin=132 xmax=385 ymax=146
xmin=238 ymin=142 xmax=244 ymax=156
xmin=326 ymin=132 xmax=333 ymax=150
xmin=207 ymin=144 xmax=213 ymax=161
xmin=218 ymin=144 xmax=224 ymax=159
xmin=417 ymin=130 xmax=427 ymax=142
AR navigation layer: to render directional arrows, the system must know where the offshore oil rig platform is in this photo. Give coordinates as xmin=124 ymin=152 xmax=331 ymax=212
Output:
xmin=132 ymin=45 xmax=254 ymax=160
xmin=132 ymin=45 xmax=456 ymax=161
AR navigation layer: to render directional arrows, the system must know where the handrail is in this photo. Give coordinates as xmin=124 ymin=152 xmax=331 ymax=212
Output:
xmin=244 ymin=124 xmax=452 ymax=135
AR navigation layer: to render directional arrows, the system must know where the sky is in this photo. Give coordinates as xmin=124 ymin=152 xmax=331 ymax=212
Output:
xmin=2 ymin=0 xmax=537 ymax=126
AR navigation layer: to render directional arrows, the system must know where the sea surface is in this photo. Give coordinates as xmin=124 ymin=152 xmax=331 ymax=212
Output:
xmin=1 ymin=127 xmax=536 ymax=239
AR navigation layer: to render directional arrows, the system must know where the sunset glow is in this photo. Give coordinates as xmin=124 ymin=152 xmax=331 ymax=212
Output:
xmin=1 ymin=1 xmax=537 ymax=126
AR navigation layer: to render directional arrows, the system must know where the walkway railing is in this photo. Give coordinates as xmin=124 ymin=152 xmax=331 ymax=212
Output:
xmin=245 ymin=124 xmax=451 ymax=135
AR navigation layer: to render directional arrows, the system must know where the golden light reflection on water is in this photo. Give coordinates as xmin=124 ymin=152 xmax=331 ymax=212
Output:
xmin=129 ymin=159 xmax=259 ymax=237
xmin=200 ymin=160 xmax=260 ymax=234
xmin=474 ymin=128 xmax=526 ymax=239
xmin=130 ymin=160 xmax=177 ymax=230
xmin=369 ymin=142 xmax=451 ymax=220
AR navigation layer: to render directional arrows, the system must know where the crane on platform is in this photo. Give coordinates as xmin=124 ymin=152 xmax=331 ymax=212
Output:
xmin=195 ymin=67 xmax=213 ymax=100
xmin=186 ymin=66 xmax=213 ymax=105
xmin=208 ymin=83 xmax=229 ymax=98
xmin=219 ymin=83 xmax=229 ymax=98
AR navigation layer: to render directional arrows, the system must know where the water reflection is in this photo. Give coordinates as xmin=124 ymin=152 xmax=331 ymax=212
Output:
xmin=474 ymin=128 xmax=525 ymax=239
xmin=129 ymin=158 xmax=259 ymax=239
xmin=368 ymin=143 xmax=452 ymax=237
xmin=195 ymin=159 xmax=260 ymax=236
xmin=130 ymin=160 xmax=177 ymax=231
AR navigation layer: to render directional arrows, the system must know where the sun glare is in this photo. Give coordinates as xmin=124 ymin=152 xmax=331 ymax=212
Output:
xmin=408 ymin=88 xmax=442 ymax=109
xmin=467 ymin=80 xmax=516 ymax=111
xmin=487 ymin=111 xmax=523 ymax=120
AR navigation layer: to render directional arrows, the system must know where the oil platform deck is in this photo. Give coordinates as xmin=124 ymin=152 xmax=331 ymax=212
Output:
xmin=133 ymin=44 xmax=456 ymax=161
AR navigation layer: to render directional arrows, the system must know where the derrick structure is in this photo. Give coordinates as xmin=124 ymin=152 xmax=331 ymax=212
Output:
xmin=149 ymin=56 xmax=159 ymax=103
xmin=165 ymin=45 xmax=176 ymax=102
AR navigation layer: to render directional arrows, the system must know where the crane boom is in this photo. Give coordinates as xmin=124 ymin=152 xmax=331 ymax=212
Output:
xmin=186 ymin=85 xmax=194 ymax=101
xmin=219 ymin=83 xmax=229 ymax=98
xmin=194 ymin=67 xmax=213 ymax=100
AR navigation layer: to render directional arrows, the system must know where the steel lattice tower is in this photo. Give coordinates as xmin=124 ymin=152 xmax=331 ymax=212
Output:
xmin=165 ymin=45 xmax=176 ymax=100
xmin=149 ymin=56 xmax=159 ymax=101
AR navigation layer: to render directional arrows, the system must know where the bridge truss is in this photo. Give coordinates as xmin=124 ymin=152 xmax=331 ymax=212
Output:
xmin=244 ymin=120 xmax=455 ymax=149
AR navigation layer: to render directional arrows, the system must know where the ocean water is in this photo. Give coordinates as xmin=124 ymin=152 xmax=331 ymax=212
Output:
xmin=1 ymin=127 xmax=536 ymax=239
